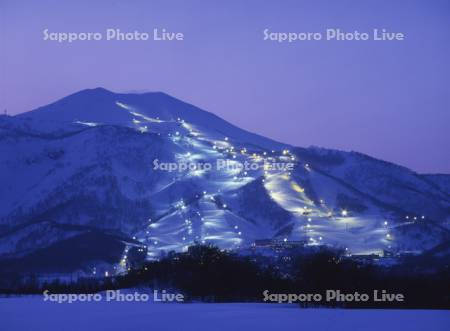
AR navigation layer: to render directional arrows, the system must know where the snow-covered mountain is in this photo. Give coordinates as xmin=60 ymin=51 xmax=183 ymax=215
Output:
xmin=0 ymin=88 xmax=449 ymax=274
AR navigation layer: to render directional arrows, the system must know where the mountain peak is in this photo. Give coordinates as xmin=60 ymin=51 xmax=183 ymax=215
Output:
xmin=15 ymin=88 xmax=286 ymax=150
xmin=86 ymin=87 xmax=112 ymax=93
xmin=71 ymin=87 xmax=115 ymax=97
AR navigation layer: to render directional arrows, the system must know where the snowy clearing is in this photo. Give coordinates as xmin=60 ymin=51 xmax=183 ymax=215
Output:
xmin=1 ymin=297 xmax=449 ymax=331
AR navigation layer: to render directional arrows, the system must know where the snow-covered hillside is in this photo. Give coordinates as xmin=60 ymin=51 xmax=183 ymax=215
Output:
xmin=0 ymin=88 xmax=449 ymax=273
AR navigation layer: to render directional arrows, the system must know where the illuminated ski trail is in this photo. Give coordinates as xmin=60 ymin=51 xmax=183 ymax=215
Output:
xmin=264 ymin=172 xmax=317 ymax=215
xmin=108 ymin=109 xmax=396 ymax=263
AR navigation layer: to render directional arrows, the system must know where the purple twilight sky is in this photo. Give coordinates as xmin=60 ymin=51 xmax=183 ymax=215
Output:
xmin=1 ymin=0 xmax=449 ymax=173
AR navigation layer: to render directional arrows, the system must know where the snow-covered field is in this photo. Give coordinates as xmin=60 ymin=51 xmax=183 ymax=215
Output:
xmin=1 ymin=296 xmax=449 ymax=331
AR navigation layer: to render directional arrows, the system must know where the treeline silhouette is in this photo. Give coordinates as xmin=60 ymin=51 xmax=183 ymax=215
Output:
xmin=1 ymin=245 xmax=449 ymax=309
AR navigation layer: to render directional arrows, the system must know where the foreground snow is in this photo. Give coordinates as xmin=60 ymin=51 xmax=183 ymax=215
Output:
xmin=1 ymin=296 xmax=449 ymax=331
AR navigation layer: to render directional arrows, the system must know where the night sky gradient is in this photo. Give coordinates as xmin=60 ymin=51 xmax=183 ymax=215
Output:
xmin=1 ymin=0 xmax=449 ymax=173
